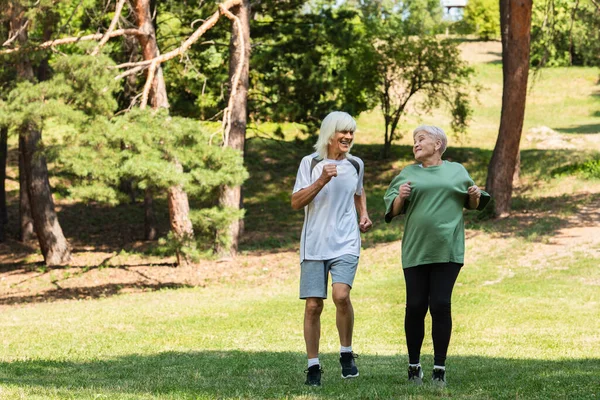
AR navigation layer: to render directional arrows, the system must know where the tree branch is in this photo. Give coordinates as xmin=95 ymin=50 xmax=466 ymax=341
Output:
xmin=140 ymin=60 xmax=158 ymax=109
xmin=2 ymin=20 xmax=29 ymax=47
xmin=219 ymin=3 xmax=246 ymax=147
xmin=0 ymin=28 xmax=143 ymax=55
xmin=111 ymin=0 xmax=242 ymax=80
xmin=91 ymin=0 xmax=127 ymax=56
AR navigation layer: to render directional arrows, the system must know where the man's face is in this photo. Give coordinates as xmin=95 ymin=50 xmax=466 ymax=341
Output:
xmin=328 ymin=130 xmax=354 ymax=157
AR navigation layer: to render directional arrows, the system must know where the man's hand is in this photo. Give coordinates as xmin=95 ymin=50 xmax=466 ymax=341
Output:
xmin=359 ymin=215 xmax=373 ymax=233
xmin=318 ymin=164 xmax=338 ymax=185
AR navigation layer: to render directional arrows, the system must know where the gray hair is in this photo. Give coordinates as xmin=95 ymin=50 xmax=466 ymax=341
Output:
xmin=413 ymin=125 xmax=448 ymax=155
xmin=314 ymin=111 xmax=357 ymax=159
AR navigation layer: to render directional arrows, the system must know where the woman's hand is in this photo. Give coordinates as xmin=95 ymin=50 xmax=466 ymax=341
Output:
xmin=399 ymin=181 xmax=412 ymax=200
xmin=467 ymin=185 xmax=481 ymax=200
xmin=467 ymin=185 xmax=481 ymax=209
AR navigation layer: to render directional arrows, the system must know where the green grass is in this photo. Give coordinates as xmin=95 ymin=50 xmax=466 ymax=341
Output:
xmin=1 ymin=243 xmax=599 ymax=399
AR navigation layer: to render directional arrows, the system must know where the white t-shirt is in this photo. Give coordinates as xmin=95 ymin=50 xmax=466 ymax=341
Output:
xmin=292 ymin=152 xmax=365 ymax=262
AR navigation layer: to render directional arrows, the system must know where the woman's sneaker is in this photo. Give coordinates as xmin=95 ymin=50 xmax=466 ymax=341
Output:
xmin=407 ymin=365 xmax=424 ymax=385
xmin=339 ymin=352 xmax=359 ymax=378
xmin=304 ymin=365 xmax=323 ymax=386
xmin=432 ymin=367 xmax=447 ymax=388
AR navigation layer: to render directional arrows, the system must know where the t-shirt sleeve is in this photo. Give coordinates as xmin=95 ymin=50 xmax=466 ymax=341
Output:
xmin=355 ymin=157 xmax=365 ymax=196
xmin=292 ymin=157 xmax=312 ymax=194
xmin=383 ymin=169 xmax=409 ymax=223
xmin=462 ymin=166 xmax=492 ymax=211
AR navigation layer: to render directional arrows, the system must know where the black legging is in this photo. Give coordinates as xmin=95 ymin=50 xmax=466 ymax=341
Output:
xmin=403 ymin=262 xmax=462 ymax=367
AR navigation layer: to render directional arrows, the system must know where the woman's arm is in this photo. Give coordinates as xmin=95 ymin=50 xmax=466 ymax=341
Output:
xmin=389 ymin=182 xmax=412 ymax=218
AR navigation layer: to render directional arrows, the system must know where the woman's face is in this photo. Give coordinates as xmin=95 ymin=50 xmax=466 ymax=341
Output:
xmin=328 ymin=130 xmax=354 ymax=158
xmin=413 ymin=131 xmax=441 ymax=161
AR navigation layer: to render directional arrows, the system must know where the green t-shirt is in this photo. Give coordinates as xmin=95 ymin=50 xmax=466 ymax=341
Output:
xmin=383 ymin=161 xmax=491 ymax=269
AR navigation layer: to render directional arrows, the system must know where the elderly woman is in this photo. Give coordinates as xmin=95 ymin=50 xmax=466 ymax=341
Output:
xmin=292 ymin=111 xmax=372 ymax=386
xmin=383 ymin=125 xmax=490 ymax=388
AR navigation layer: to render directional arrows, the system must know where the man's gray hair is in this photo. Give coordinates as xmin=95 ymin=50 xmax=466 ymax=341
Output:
xmin=314 ymin=111 xmax=357 ymax=159
xmin=413 ymin=125 xmax=448 ymax=155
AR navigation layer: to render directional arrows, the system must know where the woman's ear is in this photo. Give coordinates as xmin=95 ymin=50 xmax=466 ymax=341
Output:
xmin=435 ymin=140 xmax=442 ymax=152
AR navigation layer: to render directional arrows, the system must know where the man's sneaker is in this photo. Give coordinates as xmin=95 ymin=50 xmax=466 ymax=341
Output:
xmin=339 ymin=352 xmax=359 ymax=378
xmin=304 ymin=365 xmax=323 ymax=386
xmin=432 ymin=368 xmax=447 ymax=388
xmin=407 ymin=365 xmax=424 ymax=385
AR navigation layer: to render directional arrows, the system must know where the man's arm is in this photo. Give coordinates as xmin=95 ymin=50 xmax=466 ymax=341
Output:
xmin=354 ymin=190 xmax=373 ymax=232
xmin=291 ymin=164 xmax=337 ymax=210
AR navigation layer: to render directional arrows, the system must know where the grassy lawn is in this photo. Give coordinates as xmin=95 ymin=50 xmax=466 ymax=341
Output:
xmin=1 ymin=236 xmax=599 ymax=399
xmin=1 ymin=43 xmax=599 ymax=399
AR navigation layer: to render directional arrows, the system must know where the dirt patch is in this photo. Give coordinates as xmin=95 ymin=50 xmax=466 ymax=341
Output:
xmin=459 ymin=40 xmax=502 ymax=64
xmin=0 ymin=244 xmax=300 ymax=308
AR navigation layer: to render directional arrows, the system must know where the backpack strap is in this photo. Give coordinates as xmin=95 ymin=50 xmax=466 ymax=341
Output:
xmin=347 ymin=157 xmax=360 ymax=176
xmin=310 ymin=155 xmax=360 ymax=175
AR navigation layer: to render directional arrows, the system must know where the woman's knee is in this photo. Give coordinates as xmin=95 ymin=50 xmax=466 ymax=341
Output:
xmin=405 ymin=300 xmax=428 ymax=318
xmin=429 ymin=300 xmax=451 ymax=318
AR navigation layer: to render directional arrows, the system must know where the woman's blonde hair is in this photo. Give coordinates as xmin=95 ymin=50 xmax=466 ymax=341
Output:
xmin=413 ymin=125 xmax=448 ymax=155
xmin=314 ymin=111 xmax=357 ymax=159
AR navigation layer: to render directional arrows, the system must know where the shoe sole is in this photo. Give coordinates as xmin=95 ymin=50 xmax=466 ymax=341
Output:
xmin=341 ymin=372 xmax=359 ymax=379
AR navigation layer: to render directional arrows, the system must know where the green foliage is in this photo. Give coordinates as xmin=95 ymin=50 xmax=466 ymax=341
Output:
xmin=250 ymin=5 xmax=379 ymax=132
xmin=373 ymin=33 xmax=475 ymax=155
xmin=56 ymin=108 xmax=249 ymax=249
xmin=551 ymin=157 xmax=600 ymax=179
xmin=190 ymin=207 xmax=246 ymax=251
xmin=457 ymin=0 xmax=500 ymax=40
xmin=531 ymin=0 xmax=600 ymax=67
xmin=3 ymin=52 xmax=248 ymax=253
xmin=4 ymin=54 xmax=118 ymax=130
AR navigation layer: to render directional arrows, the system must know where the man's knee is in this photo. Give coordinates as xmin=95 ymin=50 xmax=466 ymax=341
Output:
xmin=305 ymin=298 xmax=324 ymax=317
xmin=332 ymin=284 xmax=351 ymax=308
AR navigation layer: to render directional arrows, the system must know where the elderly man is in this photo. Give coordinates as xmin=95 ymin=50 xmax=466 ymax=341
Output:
xmin=292 ymin=111 xmax=373 ymax=386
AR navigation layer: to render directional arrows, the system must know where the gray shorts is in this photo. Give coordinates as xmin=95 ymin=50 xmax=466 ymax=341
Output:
xmin=299 ymin=254 xmax=359 ymax=299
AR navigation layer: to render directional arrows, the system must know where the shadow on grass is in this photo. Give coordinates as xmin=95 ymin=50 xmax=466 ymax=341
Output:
xmin=0 ymin=281 xmax=191 ymax=307
xmin=555 ymin=124 xmax=600 ymax=135
xmin=0 ymin=351 xmax=597 ymax=399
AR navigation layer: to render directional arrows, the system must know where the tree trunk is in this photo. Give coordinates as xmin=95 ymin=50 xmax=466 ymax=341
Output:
xmin=217 ymin=0 xmax=251 ymax=258
xmin=0 ymin=126 xmax=8 ymax=242
xmin=9 ymin=2 xmax=71 ymax=263
xmin=144 ymin=189 xmax=157 ymax=240
xmin=133 ymin=0 xmax=169 ymax=110
xmin=18 ymin=137 xmax=34 ymax=241
xmin=132 ymin=0 xmax=194 ymax=264
xmin=168 ymin=161 xmax=194 ymax=267
xmin=485 ymin=0 xmax=532 ymax=217
xmin=9 ymin=2 xmax=35 ymax=242
xmin=22 ymin=124 xmax=71 ymax=265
